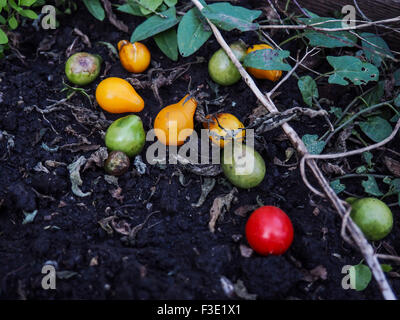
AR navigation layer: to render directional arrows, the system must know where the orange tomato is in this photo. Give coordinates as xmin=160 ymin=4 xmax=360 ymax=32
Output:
xmin=246 ymin=44 xmax=282 ymax=81
xmin=118 ymin=40 xmax=151 ymax=73
xmin=203 ymin=113 xmax=245 ymax=148
xmin=96 ymin=77 xmax=144 ymax=113
xmin=154 ymin=95 xmax=197 ymax=146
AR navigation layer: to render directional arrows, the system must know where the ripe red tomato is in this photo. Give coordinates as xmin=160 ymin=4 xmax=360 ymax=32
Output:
xmin=245 ymin=206 xmax=294 ymax=256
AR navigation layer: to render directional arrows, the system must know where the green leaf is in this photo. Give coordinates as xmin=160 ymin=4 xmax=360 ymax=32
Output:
xmin=8 ymin=16 xmax=18 ymax=29
xmin=327 ymin=56 xmax=379 ymax=86
xmin=201 ymin=2 xmax=261 ymax=32
xmin=20 ymin=0 xmax=37 ymax=6
xmin=349 ymin=264 xmax=371 ymax=291
xmin=0 ymin=0 xmax=6 ymax=9
xmin=139 ymin=0 xmax=163 ymax=16
xmin=154 ymin=27 xmax=178 ymax=61
xmin=0 ymin=28 xmax=7 ymax=44
xmin=83 ymin=0 xmax=105 ymax=21
xmin=394 ymin=94 xmax=400 ymax=108
xmin=360 ymin=32 xmax=394 ymax=68
xmin=362 ymin=151 xmax=373 ymax=167
xmin=243 ymin=49 xmax=291 ymax=71
xmin=299 ymin=16 xmax=357 ymax=48
xmin=361 ymin=175 xmax=383 ymax=196
xmin=329 ymin=107 xmax=343 ymax=119
xmin=130 ymin=7 xmax=178 ymax=42
xmin=19 ymin=9 xmax=38 ymax=19
xmin=381 ymin=264 xmax=393 ymax=273
xmin=359 ymin=116 xmax=392 ymax=142
xmin=177 ymin=7 xmax=211 ymax=57
xmin=330 ymin=179 xmax=345 ymax=194
xmin=362 ymin=81 xmax=384 ymax=108
xmin=0 ymin=14 xmax=6 ymax=24
xmin=302 ymin=134 xmax=325 ymax=155
xmin=298 ymin=76 xmax=318 ymax=107
xmin=394 ymin=69 xmax=400 ymax=87
xmin=356 ymin=165 xmax=367 ymax=174
xmin=117 ymin=3 xmax=144 ymax=16
xmin=164 ymin=0 xmax=177 ymax=7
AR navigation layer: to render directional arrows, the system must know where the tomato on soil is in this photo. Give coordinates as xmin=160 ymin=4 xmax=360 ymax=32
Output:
xmin=245 ymin=206 xmax=294 ymax=256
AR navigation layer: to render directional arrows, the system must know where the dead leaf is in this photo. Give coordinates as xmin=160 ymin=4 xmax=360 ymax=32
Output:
xmin=110 ymin=187 xmax=124 ymax=202
xmin=192 ymin=177 xmax=216 ymax=208
xmin=73 ymin=28 xmax=92 ymax=48
xmin=101 ymin=0 xmax=128 ymax=32
xmin=220 ymin=276 xmax=235 ymax=298
xmin=239 ymin=244 xmax=253 ymax=258
xmin=83 ymin=147 xmax=108 ymax=171
xmin=67 ymin=156 xmax=91 ymax=197
xmin=89 ymin=256 xmax=98 ymax=266
xmin=111 ymin=218 xmax=131 ymax=236
xmin=209 ymin=188 xmax=238 ymax=233
xmin=234 ymin=205 xmax=257 ymax=217
xmin=384 ymin=156 xmax=400 ymax=177
xmin=321 ymin=162 xmax=346 ymax=175
xmin=303 ymin=265 xmax=328 ymax=282
xmin=98 ymin=216 xmax=116 ymax=235
xmin=234 ymin=280 xmax=257 ymax=300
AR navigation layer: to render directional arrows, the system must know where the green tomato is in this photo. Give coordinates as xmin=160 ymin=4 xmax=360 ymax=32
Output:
xmin=105 ymin=115 xmax=146 ymax=158
xmin=221 ymin=143 xmax=266 ymax=189
xmin=104 ymin=151 xmax=130 ymax=176
xmin=65 ymin=52 xmax=102 ymax=85
xmin=347 ymin=197 xmax=393 ymax=241
xmin=208 ymin=41 xmax=247 ymax=86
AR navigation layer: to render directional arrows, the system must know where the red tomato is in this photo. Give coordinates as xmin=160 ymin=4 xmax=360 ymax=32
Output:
xmin=245 ymin=206 xmax=294 ymax=256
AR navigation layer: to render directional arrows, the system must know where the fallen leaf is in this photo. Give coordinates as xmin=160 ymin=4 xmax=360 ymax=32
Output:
xmin=209 ymin=188 xmax=238 ymax=233
xmin=234 ymin=204 xmax=257 ymax=217
xmin=67 ymin=156 xmax=91 ymax=197
xmin=384 ymin=156 xmax=400 ymax=177
xmin=234 ymin=280 xmax=257 ymax=300
xmin=239 ymin=244 xmax=253 ymax=258
xmin=192 ymin=177 xmax=216 ymax=208
xmin=110 ymin=187 xmax=124 ymax=202
xmin=83 ymin=147 xmax=108 ymax=171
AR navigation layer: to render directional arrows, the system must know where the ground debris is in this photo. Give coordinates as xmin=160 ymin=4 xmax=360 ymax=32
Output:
xmin=192 ymin=177 xmax=216 ymax=208
xmin=384 ymin=156 xmax=400 ymax=177
xmin=239 ymin=244 xmax=253 ymax=258
xmin=209 ymin=188 xmax=238 ymax=233
xmin=67 ymin=156 xmax=91 ymax=197
xmin=83 ymin=147 xmax=108 ymax=171
xmin=234 ymin=204 xmax=258 ymax=217
xmin=303 ymin=265 xmax=328 ymax=282
xmin=234 ymin=279 xmax=257 ymax=300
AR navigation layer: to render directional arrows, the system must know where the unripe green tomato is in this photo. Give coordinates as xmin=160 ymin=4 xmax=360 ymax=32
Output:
xmin=208 ymin=41 xmax=247 ymax=86
xmin=104 ymin=151 xmax=130 ymax=176
xmin=347 ymin=197 xmax=393 ymax=241
xmin=65 ymin=52 xmax=102 ymax=85
xmin=105 ymin=115 xmax=146 ymax=158
xmin=221 ymin=143 xmax=266 ymax=189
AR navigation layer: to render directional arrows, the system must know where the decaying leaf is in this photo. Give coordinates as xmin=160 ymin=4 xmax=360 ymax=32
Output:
xmin=192 ymin=178 xmax=216 ymax=208
xmin=67 ymin=156 xmax=91 ymax=197
xmin=104 ymin=175 xmax=119 ymax=187
xmin=303 ymin=265 xmax=328 ymax=282
xmin=209 ymin=188 xmax=238 ymax=233
xmin=83 ymin=147 xmax=108 ymax=171
xmin=239 ymin=244 xmax=253 ymax=258
xmin=101 ymin=0 xmax=129 ymax=32
xmin=321 ymin=162 xmax=346 ymax=175
xmin=234 ymin=204 xmax=257 ymax=217
xmin=179 ymin=163 xmax=222 ymax=177
xmin=98 ymin=216 xmax=116 ymax=235
xmin=384 ymin=156 xmax=400 ymax=177
xmin=33 ymin=162 xmax=50 ymax=174
xmin=220 ymin=276 xmax=235 ymax=298
xmin=134 ymin=155 xmax=147 ymax=175
xmin=110 ymin=187 xmax=124 ymax=202
xmin=234 ymin=279 xmax=257 ymax=300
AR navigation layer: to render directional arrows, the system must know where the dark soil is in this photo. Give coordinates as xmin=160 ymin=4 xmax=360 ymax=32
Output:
xmin=1 ymin=2 xmax=399 ymax=300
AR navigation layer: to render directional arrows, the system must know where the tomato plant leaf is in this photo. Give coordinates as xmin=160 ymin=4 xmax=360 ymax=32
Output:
xmin=394 ymin=68 xmax=400 ymax=87
xmin=361 ymin=175 xmax=383 ymax=196
xmin=349 ymin=264 xmax=371 ymax=291
xmin=8 ymin=15 xmax=18 ymax=30
xmin=394 ymin=94 xmax=400 ymax=108
xmin=0 ymin=28 xmax=8 ymax=44
xmin=164 ymin=0 xmax=177 ymax=7
xmin=154 ymin=27 xmax=178 ymax=61
xmin=381 ymin=264 xmax=393 ymax=272
xmin=83 ymin=0 xmax=105 ymax=21
xmin=362 ymin=151 xmax=373 ymax=167
xmin=117 ymin=2 xmax=144 ymax=16
xmin=299 ymin=15 xmax=357 ymax=48
xmin=243 ymin=49 xmax=291 ymax=71
xmin=298 ymin=76 xmax=319 ymax=107
xmin=327 ymin=56 xmax=379 ymax=86
xmin=20 ymin=0 xmax=37 ymax=6
xmin=330 ymin=179 xmax=345 ymax=194
xmin=359 ymin=116 xmax=392 ymax=142
xmin=329 ymin=107 xmax=342 ymax=119
xmin=362 ymin=81 xmax=384 ymax=108
xmin=177 ymin=7 xmax=211 ymax=57
xmin=139 ymin=0 xmax=163 ymax=16
xmin=19 ymin=9 xmax=38 ymax=19
xmin=302 ymin=134 xmax=325 ymax=155
xmin=360 ymin=32 xmax=394 ymax=68
xmin=131 ymin=7 xmax=178 ymax=42
xmin=201 ymin=2 xmax=261 ymax=32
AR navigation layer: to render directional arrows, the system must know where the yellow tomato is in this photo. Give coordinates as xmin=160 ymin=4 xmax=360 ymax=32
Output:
xmin=246 ymin=44 xmax=282 ymax=81
xmin=118 ymin=40 xmax=151 ymax=73
xmin=203 ymin=113 xmax=245 ymax=148
xmin=96 ymin=77 xmax=144 ymax=113
xmin=154 ymin=95 xmax=197 ymax=146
